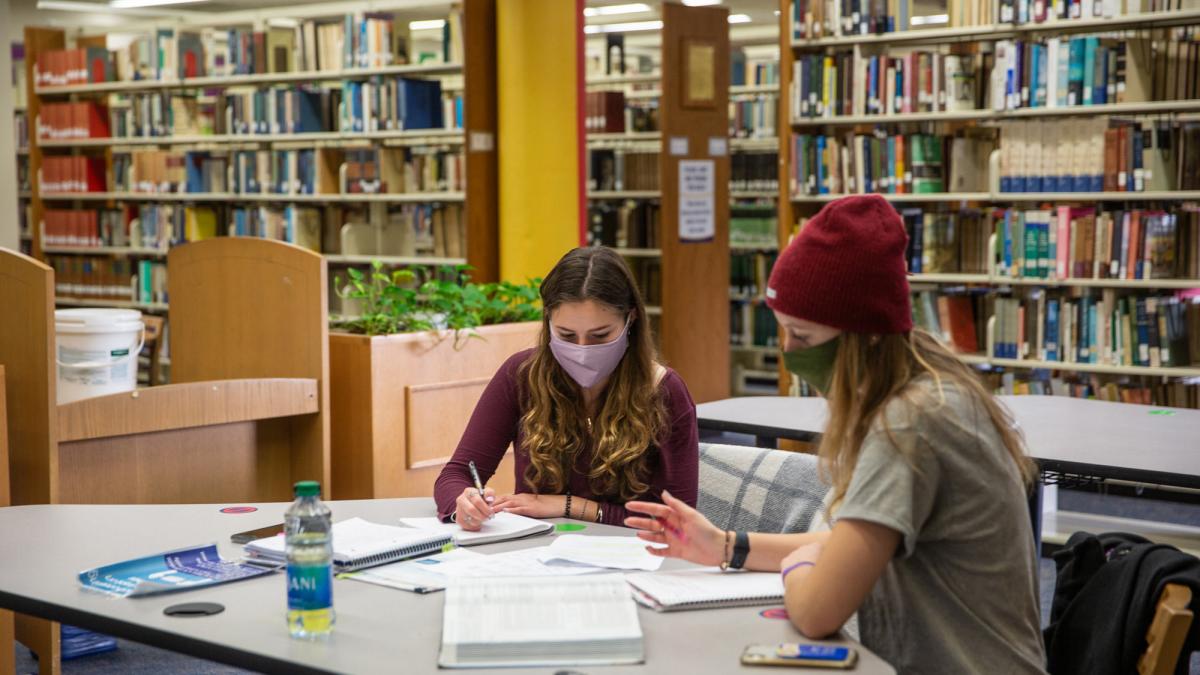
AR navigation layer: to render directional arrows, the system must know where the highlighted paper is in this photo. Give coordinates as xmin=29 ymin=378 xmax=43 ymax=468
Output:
xmin=79 ymin=544 xmax=274 ymax=598
xmin=538 ymin=535 xmax=666 ymax=572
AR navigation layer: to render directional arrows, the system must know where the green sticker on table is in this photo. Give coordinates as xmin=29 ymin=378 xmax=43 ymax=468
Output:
xmin=442 ymin=542 xmax=457 ymax=553
xmin=1149 ymin=410 xmax=1177 ymax=416
xmin=555 ymin=523 xmax=587 ymax=532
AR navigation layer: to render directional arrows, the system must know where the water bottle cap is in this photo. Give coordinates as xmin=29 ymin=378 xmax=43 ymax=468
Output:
xmin=294 ymin=481 xmax=321 ymax=497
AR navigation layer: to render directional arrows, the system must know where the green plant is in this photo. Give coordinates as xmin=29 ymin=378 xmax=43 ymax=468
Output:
xmin=333 ymin=262 xmax=542 ymax=343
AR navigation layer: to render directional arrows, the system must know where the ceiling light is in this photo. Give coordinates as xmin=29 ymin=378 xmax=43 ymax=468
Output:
xmin=409 ymin=19 xmax=446 ymax=30
xmin=109 ymin=0 xmax=205 ymax=7
xmin=682 ymin=0 xmax=721 ymax=5
xmin=583 ymin=3 xmax=651 ymax=16
xmin=727 ymin=13 xmax=752 ymax=23
xmin=583 ymin=19 xmax=663 ymax=34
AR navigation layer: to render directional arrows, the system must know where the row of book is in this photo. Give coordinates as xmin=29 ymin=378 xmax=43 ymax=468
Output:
xmin=900 ymin=208 xmax=993 ymax=274
xmin=49 ymin=256 xmax=168 ymax=305
xmin=732 ymin=152 xmax=779 ymax=193
xmin=789 ymin=132 xmax=993 ymax=196
xmin=731 ymin=50 xmax=780 ymax=86
xmin=588 ymin=150 xmax=659 ymax=192
xmin=912 ymin=290 xmax=986 ymax=353
xmin=731 ymin=205 xmax=778 ymax=248
xmin=42 ymin=156 xmax=106 ymax=193
xmin=37 ymin=102 xmax=109 ymax=140
xmin=729 ymin=95 xmax=777 ymax=140
xmin=994 ymin=206 xmax=1199 ymax=280
xmin=14 ymin=110 xmax=29 ymax=149
xmin=587 ymin=202 xmax=660 ymax=249
xmin=997 ymin=119 xmax=1200 ymax=193
xmin=586 ymin=91 xmax=627 ymax=134
xmin=791 ymin=51 xmax=980 ymax=119
xmin=42 ymin=205 xmax=220 ymax=251
xmin=344 ymin=148 xmax=464 ymax=194
xmin=992 ymin=290 xmax=1199 ymax=367
xmin=731 ymin=251 xmax=778 ymax=299
xmin=730 ymin=302 xmax=780 ymax=348
xmin=35 ymin=11 xmax=462 ymax=86
xmin=990 ymin=35 xmax=1196 ymax=112
xmin=791 ymin=0 xmax=1189 ymax=40
xmin=986 ymin=371 xmax=1200 ymax=408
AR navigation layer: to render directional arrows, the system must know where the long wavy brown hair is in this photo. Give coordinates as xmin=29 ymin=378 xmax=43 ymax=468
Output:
xmin=819 ymin=329 xmax=1037 ymax=512
xmin=519 ymin=247 xmax=666 ymax=501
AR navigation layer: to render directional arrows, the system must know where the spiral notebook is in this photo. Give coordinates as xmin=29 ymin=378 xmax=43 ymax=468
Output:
xmin=243 ymin=517 xmax=452 ymax=573
xmin=624 ymin=567 xmax=784 ymax=612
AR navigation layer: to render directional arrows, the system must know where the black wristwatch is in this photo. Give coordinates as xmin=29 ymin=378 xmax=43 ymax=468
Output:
xmin=729 ymin=531 xmax=750 ymax=570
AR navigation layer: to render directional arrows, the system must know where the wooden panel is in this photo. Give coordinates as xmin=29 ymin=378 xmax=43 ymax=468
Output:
xmin=14 ymin=615 xmax=57 ymax=675
xmin=0 ymin=365 xmax=10 ymax=675
xmin=57 ymin=420 xmax=294 ymax=503
xmin=660 ymin=4 xmax=731 ymax=404
xmin=464 ymin=0 xmax=499 ymax=283
xmin=0 ymin=248 xmax=57 ymax=506
xmin=776 ymin=0 xmax=795 ymax=395
xmin=168 ymin=237 xmax=330 ymax=494
xmin=405 ymin=377 xmax=491 ymax=469
xmin=329 ymin=321 xmax=538 ymax=499
xmin=57 ymin=378 xmax=318 ymax=442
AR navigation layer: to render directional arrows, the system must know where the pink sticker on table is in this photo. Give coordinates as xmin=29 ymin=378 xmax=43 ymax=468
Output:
xmin=219 ymin=506 xmax=258 ymax=514
xmin=759 ymin=608 xmax=789 ymax=620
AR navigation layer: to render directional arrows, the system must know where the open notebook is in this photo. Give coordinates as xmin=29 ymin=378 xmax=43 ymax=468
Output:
xmin=399 ymin=511 xmax=553 ymax=546
xmin=439 ymin=575 xmax=644 ymax=668
xmin=243 ymin=517 xmax=451 ymax=572
xmin=625 ymin=567 xmax=784 ymax=611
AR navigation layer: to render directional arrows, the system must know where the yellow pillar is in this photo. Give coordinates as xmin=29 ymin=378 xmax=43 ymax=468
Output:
xmin=497 ymin=0 xmax=583 ymax=282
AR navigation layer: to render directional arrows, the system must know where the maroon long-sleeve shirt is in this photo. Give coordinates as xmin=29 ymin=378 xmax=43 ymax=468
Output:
xmin=434 ymin=348 xmax=699 ymax=526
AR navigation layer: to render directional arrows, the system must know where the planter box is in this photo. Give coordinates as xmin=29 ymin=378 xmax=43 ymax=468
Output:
xmin=329 ymin=322 xmax=540 ymax=499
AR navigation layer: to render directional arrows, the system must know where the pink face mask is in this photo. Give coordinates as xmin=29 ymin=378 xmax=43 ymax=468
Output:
xmin=549 ymin=319 xmax=631 ymax=389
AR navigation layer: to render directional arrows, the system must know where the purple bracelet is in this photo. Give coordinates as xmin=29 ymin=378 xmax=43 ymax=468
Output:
xmin=781 ymin=560 xmax=815 ymax=582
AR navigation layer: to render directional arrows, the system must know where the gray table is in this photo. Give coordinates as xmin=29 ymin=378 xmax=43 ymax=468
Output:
xmin=697 ymin=396 xmax=1200 ymax=490
xmin=0 ymin=499 xmax=894 ymax=675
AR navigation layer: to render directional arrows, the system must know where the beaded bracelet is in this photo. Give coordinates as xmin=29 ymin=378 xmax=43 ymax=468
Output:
xmin=564 ymin=492 xmax=573 ymax=519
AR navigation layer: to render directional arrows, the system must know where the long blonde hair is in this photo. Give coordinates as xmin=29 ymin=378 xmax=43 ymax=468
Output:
xmin=819 ymin=329 xmax=1037 ymax=511
xmin=518 ymin=247 xmax=666 ymax=501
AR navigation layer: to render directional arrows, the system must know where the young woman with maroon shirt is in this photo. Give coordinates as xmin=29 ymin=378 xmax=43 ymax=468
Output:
xmin=433 ymin=247 xmax=699 ymax=530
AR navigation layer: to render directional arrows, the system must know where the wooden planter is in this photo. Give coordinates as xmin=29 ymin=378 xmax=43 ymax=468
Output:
xmin=329 ymin=321 xmax=540 ymax=499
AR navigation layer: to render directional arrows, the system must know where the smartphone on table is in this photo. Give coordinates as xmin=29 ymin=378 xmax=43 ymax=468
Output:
xmin=230 ymin=523 xmax=284 ymax=545
xmin=741 ymin=643 xmax=858 ymax=669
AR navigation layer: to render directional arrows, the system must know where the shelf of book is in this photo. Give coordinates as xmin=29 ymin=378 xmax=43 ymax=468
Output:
xmin=789 ymin=9 xmax=1200 ymax=49
xmin=323 ymin=254 xmax=467 ymax=266
xmin=791 ymin=100 xmax=1200 ymax=128
xmin=55 ymin=297 xmax=169 ymax=312
xmin=731 ymin=83 xmax=781 ymax=95
xmin=39 ymin=191 xmax=467 ymax=204
xmin=986 ymin=357 xmax=1200 ymax=378
xmin=585 ymin=73 xmax=661 ymax=86
xmin=588 ymin=190 xmax=661 ymax=200
xmin=909 ymin=273 xmax=992 ymax=284
xmin=910 ymin=273 xmax=1200 ymax=289
xmin=613 ymin=248 xmax=663 ymax=258
xmin=587 ymin=131 xmax=661 ymax=144
xmin=791 ymin=191 xmax=1200 ymax=203
xmin=42 ymin=245 xmax=168 ymax=257
xmin=34 ymin=62 xmax=464 ymax=97
xmin=730 ymin=137 xmax=779 ymax=151
xmin=39 ymin=129 xmax=465 ymax=149
xmin=731 ymin=190 xmax=779 ymax=199
xmin=791 ymin=192 xmax=992 ymax=203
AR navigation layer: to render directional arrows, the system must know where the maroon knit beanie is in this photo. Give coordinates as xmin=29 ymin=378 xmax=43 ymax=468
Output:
xmin=765 ymin=195 xmax=912 ymax=334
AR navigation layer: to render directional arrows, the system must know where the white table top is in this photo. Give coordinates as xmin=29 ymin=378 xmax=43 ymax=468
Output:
xmin=0 ymin=499 xmax=895 ymax=675
xmin=697 ymin=396 xmax=1200 ymax=489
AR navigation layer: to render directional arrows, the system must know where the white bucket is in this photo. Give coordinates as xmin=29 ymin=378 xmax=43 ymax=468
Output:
xmin=55 ymin=308 xmax=145 ymax=405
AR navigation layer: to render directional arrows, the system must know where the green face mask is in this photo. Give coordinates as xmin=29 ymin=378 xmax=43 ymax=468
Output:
xmin=782 ymin=336 xmax=841 ymax=395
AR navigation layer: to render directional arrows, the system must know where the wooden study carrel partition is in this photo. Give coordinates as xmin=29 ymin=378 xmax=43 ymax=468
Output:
xmin=0 ymin=238 xmax=330 ymax=674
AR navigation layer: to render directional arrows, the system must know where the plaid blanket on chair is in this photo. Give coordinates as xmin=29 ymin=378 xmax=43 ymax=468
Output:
xmin=697 ymin=443 xmax=829 ymax=534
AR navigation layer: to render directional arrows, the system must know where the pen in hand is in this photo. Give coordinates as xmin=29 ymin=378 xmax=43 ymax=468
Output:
xmin=468 ymin=461 xmax=495 ymax=519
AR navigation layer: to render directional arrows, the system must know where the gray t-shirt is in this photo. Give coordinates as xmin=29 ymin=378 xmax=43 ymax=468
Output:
xmin=835 ymin=377 xmax=1046 ymax=675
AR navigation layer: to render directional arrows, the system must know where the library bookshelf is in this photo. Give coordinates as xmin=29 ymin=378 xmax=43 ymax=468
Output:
xmin=778 ymin=0 xmax=1200 ymax=408
xmin=24 ymin=1 xmax=499 ymax=337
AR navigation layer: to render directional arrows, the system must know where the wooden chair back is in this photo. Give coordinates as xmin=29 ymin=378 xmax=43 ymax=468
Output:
xmin=0 ymin=248 xmax=57 ymax=506
xmin=1138 ymin=583 xmax=1194 ymax=675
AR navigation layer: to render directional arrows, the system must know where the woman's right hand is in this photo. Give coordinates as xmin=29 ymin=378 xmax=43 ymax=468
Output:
xmin=624 ymin=490 xmax=726 ymax=567
xmin=454 ymin=486 xmax=495 ymax=532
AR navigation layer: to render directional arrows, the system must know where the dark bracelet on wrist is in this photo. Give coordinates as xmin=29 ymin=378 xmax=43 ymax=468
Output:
xmin=729 ymin=531 xmax=750 ymax=570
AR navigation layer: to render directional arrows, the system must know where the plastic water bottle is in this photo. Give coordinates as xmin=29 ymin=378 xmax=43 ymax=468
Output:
xmin=285 ymin=480 xmax=334 ymax=639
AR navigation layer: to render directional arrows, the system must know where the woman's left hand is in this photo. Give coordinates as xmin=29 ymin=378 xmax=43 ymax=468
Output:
xmin=490 ymin=493 xmax=566 ymax=519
